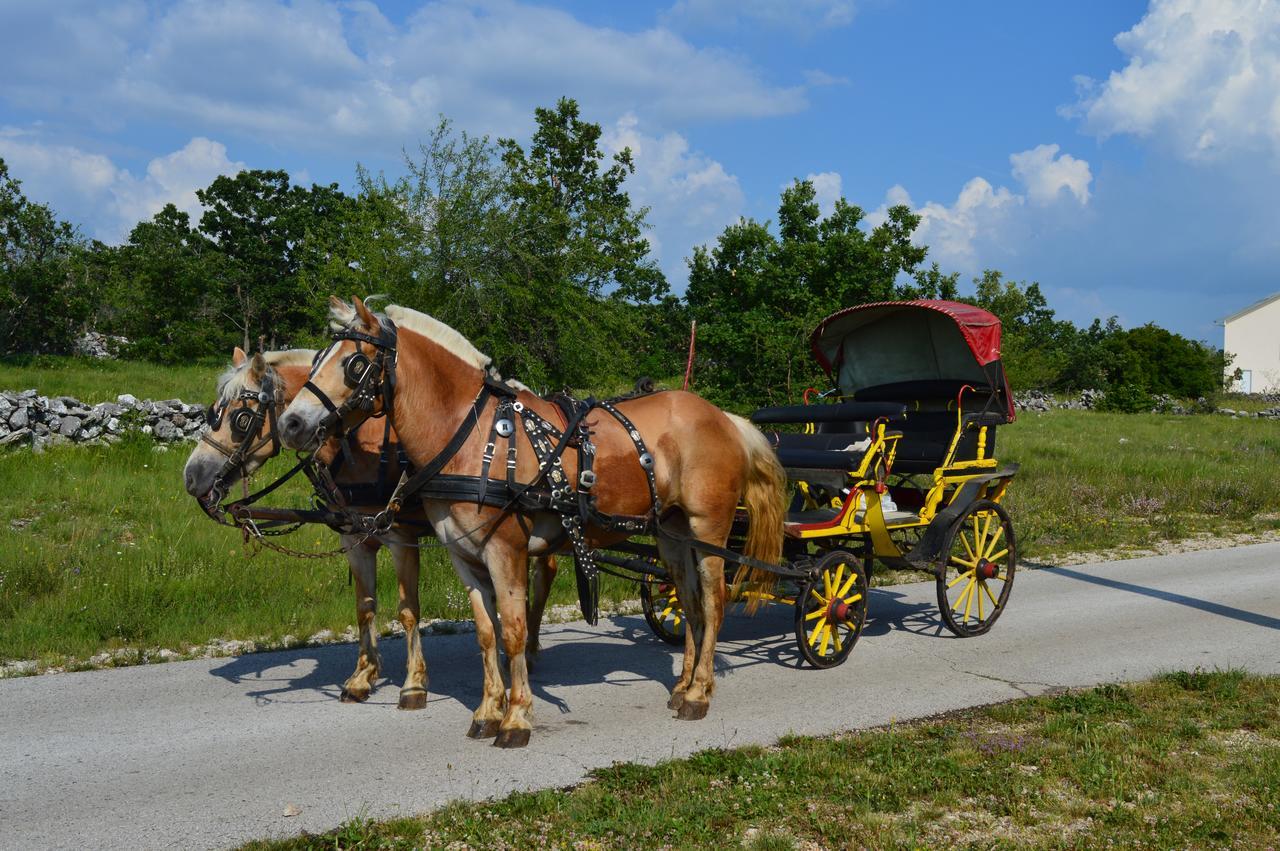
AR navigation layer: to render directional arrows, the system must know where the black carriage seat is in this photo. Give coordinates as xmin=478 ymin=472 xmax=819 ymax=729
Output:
xmin=750 ymin=401 xmax=908 ymax=472
xmin=853 ymin=381 xmax=1006 ymax=474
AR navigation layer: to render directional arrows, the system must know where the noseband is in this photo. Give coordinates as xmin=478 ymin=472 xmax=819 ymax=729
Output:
xmin=199 ymin=368 xmax=283 ymax=513
xmin=304 ymin=319 xmax=398 ymax=444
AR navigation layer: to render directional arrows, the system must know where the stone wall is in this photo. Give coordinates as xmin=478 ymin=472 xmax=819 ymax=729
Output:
xmin=0 ymin=390 xmax=206 ymax=452
xmin=1013 ymin=389 xmax=1280 ymax=418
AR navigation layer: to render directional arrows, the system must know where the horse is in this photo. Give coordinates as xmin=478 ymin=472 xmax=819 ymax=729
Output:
xmin=277 ymin=296 xmax=786 ymax=747
xmin=183 ymin=346 xmax=562 ymax=709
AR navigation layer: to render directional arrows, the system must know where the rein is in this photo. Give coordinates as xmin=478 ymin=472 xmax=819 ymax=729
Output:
xmin=198 ymin=368 xmax=285 ymax=519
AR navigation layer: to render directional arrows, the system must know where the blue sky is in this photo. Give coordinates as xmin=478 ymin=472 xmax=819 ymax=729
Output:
xmin=0 ymin=0 xmax=1273 ymax=344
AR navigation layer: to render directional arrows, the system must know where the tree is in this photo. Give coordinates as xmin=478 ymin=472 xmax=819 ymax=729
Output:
xmin=197 ymin=170 xmax=358 ymax=350
xmin=686 ymin=179 xmax=956 ymax=406
xmin=0 ymin=158 xmax=94 ymax=354
xmin=109 ymin=205 xmax=231 ymax=362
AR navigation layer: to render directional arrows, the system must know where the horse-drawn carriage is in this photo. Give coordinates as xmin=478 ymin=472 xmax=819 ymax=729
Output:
xmin=611 ymin=300 xmax=1019 ymax=666
xmin=185 ymin=297 xmax=1019 ymax=745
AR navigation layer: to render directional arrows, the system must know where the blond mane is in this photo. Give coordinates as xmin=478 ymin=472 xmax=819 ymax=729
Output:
xmin=326 ymin=300 xmax=529 ymax=391
xmin=216 ymin=348 xmax=317 ymax=404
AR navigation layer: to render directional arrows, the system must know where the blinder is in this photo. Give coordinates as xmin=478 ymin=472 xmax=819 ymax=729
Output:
xmin=344 ymin=352 xmax=372 ymax=389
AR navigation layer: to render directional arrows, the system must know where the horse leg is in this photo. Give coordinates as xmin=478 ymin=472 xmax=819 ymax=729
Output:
xmin=673 ymin=515 xmax=731 ymax=721
xmin=389 ymin=529 xmax=427 ymax=710
xmin=657 ymin=518 xmax=703 ymax=713
xmin=491 ymin=547 xmax=534 ymax=749
xmin=447 ymin=551 xmax=506 ymax=738
xmin=340 ymin=535 xmax=381 ymax=703
xmin=526 ymin=554 xmax=558 ymax=670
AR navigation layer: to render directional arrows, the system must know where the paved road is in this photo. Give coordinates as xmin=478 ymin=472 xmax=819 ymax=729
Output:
xmin=2 ymin=543 xmax=1278 ymax=849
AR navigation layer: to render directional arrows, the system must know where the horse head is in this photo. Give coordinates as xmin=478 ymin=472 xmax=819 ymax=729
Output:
xmin=183 ymin=346 xmax=313 ymax=511
xmin=279 ymin=296 xmax=395 ymax=452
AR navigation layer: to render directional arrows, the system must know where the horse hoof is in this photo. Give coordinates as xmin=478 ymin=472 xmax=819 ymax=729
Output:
xmin=398 ymin=689 xmax=428 ymax=711
xmin=676 ymin=700 xmax=709 ymax=721
xmin=467 ymin=719 xmax=501 ymax=739
xmin=494 ymin=728 xmax=531 ymax=749
xmin=340 ymin=688 xmax=370 ymax=703
xmin=667 ymin=692 xmax=685 ymax=711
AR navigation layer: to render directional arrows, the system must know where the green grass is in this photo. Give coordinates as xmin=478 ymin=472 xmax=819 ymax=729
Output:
xmin=0 ymin=355 xmax=221 ymax=403
xmin=0 ymin=435 xmax=639 ymax=665
xmin=243 ymin=670 xmax=1280 ymax=850
xmin=3 ymin=400 xmax=1280 ymax=667
xmin=999 ymin=410 xmax=1280 ymax=558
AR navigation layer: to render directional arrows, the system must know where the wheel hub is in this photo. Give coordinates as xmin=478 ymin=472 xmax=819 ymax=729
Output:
xmin=976 ymin=560 xmax=999 ymax=580
xmin=827 ymin=598 xmax=851 ymax=622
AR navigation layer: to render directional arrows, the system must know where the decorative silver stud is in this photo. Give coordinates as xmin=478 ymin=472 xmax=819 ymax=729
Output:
xmin=639 ymin=452 xmax=654 ymax=470
xmin=495 ymin=418 xmax=514 ymax=437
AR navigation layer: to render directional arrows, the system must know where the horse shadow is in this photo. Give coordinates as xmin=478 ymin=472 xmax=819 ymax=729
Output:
xmin=207 ymin=585 xmax=951 ymax=713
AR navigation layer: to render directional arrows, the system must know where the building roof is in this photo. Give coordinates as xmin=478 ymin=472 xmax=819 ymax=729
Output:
xmin=1222 ymin=291 xmax=1280 ymax=324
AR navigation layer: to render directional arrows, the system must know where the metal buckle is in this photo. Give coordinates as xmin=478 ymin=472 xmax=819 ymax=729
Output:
xmin=579 ymin=470 xmax=597 ymax=489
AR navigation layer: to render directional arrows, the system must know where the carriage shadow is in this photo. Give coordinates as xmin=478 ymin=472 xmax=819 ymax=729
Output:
xmin=207 ymin=586 xmax=952 ymax=711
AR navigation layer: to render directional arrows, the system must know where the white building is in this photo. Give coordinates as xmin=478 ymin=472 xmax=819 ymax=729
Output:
xmin=1222 ymin=293 xmax=1280 ymax=393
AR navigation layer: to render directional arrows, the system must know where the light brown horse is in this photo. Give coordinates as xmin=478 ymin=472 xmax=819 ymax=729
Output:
xmin=278 ymin=297 xmax=786 ymax=747
xmin=183 ymin=346 xmax=561 ymax=708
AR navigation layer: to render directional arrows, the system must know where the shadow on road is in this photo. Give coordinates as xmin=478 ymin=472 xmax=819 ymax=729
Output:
xmin=1048 ymin=566 xmax=1280 ymax=631
xmin=208 ymin=588 xmax=953 ymax=711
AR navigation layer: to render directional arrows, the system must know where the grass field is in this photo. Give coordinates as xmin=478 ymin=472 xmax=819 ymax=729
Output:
xmin=3 ymin=359 xmax=1280 ymax=668
xmin=244 ymin=670 xmax=1280 ymax=849
xmin=0 ymin=355 xmax=221 ymax=403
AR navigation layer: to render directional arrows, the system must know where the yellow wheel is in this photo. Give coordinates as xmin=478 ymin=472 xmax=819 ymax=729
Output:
xmin=640 ymin=574 xmax=685 ymax=645
xmin=793 ymin=549 xmax=868 ymax=668
xmin=937 ymin=499 xmax=1016 ymax=637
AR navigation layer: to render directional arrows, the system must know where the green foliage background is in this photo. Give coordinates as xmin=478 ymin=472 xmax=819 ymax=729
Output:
xmin=0 ymin=98 xmax=1227 ymax=404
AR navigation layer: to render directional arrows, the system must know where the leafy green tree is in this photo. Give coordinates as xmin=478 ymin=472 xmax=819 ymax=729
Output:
xmin=686 ymin=179 xmax=956 ymax=406
xmin=0 ymin=158 xmax=95 ymax=354
xmin=109 ymin=205 xmax=231 ymax=362
xmin=197 ymin=170 xmax=358 ymax=350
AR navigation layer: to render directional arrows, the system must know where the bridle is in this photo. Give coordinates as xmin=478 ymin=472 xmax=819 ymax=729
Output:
xmin=199 ymin=368 xmax=284 ymax=516
xmin=304 ymin=318 xmax=398 ymax=446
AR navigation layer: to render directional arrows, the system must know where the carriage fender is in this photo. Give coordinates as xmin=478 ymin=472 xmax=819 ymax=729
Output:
xmin=902 ymin=464 xmax=1019 ymax=569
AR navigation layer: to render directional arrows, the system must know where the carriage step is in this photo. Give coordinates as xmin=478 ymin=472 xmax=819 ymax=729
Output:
xmin=854 ymin=508 xmax=920 ymax=525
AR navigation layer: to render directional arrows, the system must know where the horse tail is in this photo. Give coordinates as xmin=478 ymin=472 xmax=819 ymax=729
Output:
xmin=725 ymin=413 xmax=787 ymax=614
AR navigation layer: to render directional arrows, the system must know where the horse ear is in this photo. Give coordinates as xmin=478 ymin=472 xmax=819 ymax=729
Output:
xmin=352 ymin=296 xmax=379 ymax=333
xmin=248 ymin=352 xmax=267 ymax=380
xmin=232 ymin=347 xmax=247 ymax=367
xmin=328 ymin=294 xmax=347 ymax=311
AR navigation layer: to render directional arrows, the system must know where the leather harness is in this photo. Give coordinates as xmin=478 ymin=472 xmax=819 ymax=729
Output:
xmin=304 ymin=317 xmax=663 ymax=623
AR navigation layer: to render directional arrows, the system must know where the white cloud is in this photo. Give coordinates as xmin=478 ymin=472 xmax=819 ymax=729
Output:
xmin=1009 ymin=143 xmax=1092 ymax=205
xmin=602 ymin=113 xmax=745 ymax=284
xmin=870 ymin=144 xmax=1091 ymax=271
xmin=663 ymin=0 xmax=856 ymax=33
xmin=0 ymin=0 xmax=806 ymax=154
xmin=110 ymin=138 xmax=247 ymax=232
xmin=805 ymin=171 xmax=843 ymax=217
xmin=0 ymin=132 xmax=244 ymax=241
xmin=1072 ymin=0 xmax=1280 ymax=159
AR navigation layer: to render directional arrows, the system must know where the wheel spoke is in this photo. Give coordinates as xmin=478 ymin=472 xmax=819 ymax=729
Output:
xmin=948 ymin=568 xmax=975 ymax=588
xmin=982 ymin=580 xmax=1000 ymax=610
xmin=804 ymin=607 xmax=826 ymax=621
xmin=950 ymin=554 xmax=978 ymax=569
xmin=961 ymin=531 xmax=977 ymax=562
xmin=808 ymin=616 xmax=828 ymax=647
xmin=823 ymin=568 xmax=834 ymax=600
xmin=836 ymin=570 xmax=859 ymax=599
xmin=832 ymin=625 xmax=843 ymax=653
xmin=809 ymin=588 xmax=826 ymax=606
xmin=819 ymin=624 xmax=832 ymax=657
xmin=964 ymin=575 xmax=977 ymax=622
xmin=832 ymin=563 xmax=845 ymax=597
xmin=987 ymin=547 xmax=1009 ymax=563
xmin=976 ymin=581 xmax=984 ymax=620
xmin=952 ymin=578 xmax=974 ymax=613
xmin=984 ymin=523 xmax=1005 ymax=559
